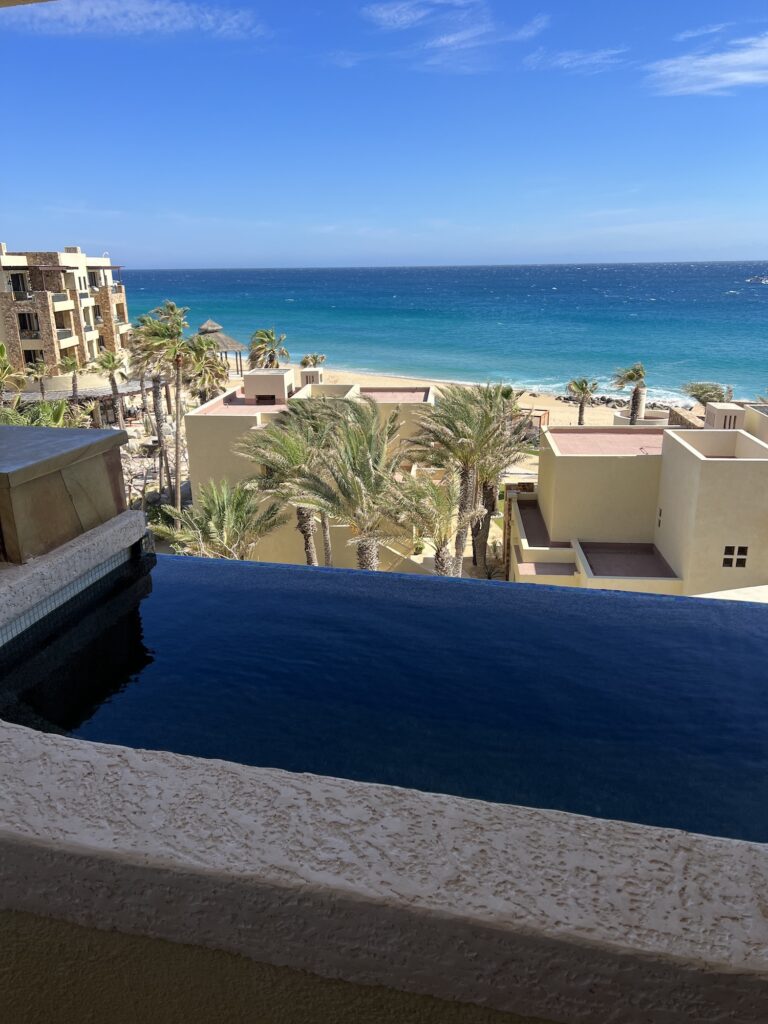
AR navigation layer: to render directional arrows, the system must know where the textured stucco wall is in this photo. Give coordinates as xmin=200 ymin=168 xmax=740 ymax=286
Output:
xmin=0 ymin=909 xmax=543 ymax=1024
xmin=0 ymin=718 xmax=767 ymax=1023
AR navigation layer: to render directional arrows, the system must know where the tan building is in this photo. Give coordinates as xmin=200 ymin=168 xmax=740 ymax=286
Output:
xmin=185 ymin=364 xmax=435 ymax=569
xmin=505 ymin=417 xmax=768 ymax=597
xmin=0 ymin=243 xmax=131 ymax=375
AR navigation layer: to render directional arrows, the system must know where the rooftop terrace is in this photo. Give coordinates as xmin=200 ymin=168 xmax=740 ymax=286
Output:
xmin=580 ymin=542 xmax=678 ymax=580
xmin=549 ymin=428 xmax=665 ymax=456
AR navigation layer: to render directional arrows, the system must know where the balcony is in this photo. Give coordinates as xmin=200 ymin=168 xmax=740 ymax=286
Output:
xmin=118 ymin=321 xmax=132 ymax=334
xmin=84 ymin=324 xmax=98 ymax=336
xmin=19 ymin=329 xmax=41 ymax=342
xmin=12 ymin=290 xmax=33 ymax=302
xmin=56 ymin=328 xmax=76 ymax=343
xmin=111 ymin=283 xmax=124 ymax=294
xmin=52 ymin=292 xmax=69 ymax=302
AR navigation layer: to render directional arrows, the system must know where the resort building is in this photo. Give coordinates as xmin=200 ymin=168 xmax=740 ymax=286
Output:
xmin=0 ymin=243 xmax=131 ymax=374
xmin=186 ymin=364 xmax=435 ymax=569
xmin=505 ymin=418 xmax=768 ymax=597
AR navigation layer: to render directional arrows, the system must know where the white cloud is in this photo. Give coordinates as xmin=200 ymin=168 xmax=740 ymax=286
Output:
xmin=361 ymin=1 xmax=473 ymax=31
xmin=506 ymin=14 xmax=550 ymax=42
xmin=1 ymin=0 xmax=264 ymax=38
xmin=647 ymin=32 xmax=768 ymax=95
xmin=674 ymin=23 xmax=731 ymax=43
xmin=525 ymin=47 xmax=628 ymax=74
xmin=357 ymin=2 xmax=550 ymax=72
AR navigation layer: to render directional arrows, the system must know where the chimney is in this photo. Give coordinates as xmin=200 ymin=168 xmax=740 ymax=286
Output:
xmin=64 ymin=246 xmax=81 ymax=254
xmin=0 ymin=243 xmax=7 ymax=255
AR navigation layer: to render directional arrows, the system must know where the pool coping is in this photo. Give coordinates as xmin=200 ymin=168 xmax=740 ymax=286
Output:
xmin=0 ymin=718 xmax=766 ymax=1023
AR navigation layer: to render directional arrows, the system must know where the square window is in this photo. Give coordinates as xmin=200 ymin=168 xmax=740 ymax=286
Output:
xmin=723 ymin=558 xmax=734 ymax=568
xmin=738 ymin=546 xmax=748 ymax=557
xmin=724 ymin=546 xmax=735 ymax=556
xmin=736 ymin=558 xmax=747 ymax=568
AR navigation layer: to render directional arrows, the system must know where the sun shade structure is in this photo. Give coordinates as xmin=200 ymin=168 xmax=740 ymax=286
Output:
xmin=198 ymin=319 xmax=247 ymax=375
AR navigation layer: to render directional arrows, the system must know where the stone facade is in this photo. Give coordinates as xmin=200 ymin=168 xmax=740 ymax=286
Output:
xmin=0 ymin=245 xmax=131 ymax=375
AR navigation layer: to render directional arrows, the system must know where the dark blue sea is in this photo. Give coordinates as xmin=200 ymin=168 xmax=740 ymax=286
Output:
xmin=124 ymin=263 xmax=768 ymax=401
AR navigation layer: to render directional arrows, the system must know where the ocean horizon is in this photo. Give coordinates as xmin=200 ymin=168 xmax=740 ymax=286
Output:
xmin=124 ymin=262 xmax=768 ymax=403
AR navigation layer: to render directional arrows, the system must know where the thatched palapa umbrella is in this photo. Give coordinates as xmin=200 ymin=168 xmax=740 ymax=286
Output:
xmin=198 ymin=319 xmax=247 ymax=376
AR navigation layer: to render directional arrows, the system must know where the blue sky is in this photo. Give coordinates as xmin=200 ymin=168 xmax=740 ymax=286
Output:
xmin=1 ymin=0 xmax=767 ymax=267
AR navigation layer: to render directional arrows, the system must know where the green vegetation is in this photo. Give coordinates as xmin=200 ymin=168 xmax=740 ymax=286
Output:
xmin=0 ymin=344 xmax=26 ymax=405
xmin=300 ymin=353 xmax=326 ymax=368
xmin=410 ymin=383 xmax=527 ymax=577
xmin=249 ymin=327 xmax=289 ymax=369
xmin=153 ymin=481 xmax=286 ymax=560
xmin=566 ymin=376 xmax=599 ymax=426
xmin=682 ymin=381 xmax=734 ymax=406
xmin=612 ymin=363 xmax=647 ymax=425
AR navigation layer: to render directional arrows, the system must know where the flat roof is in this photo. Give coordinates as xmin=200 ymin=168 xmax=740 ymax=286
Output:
xmin=580 ymin=542 xmax=678 ymax=580
xmin=196 ymin=390 xmax=287 ymax=416
xmin=550 ymin=429 xmax=665 ymax=457
xmin=360 ymin=387 xmax=431 ymax=404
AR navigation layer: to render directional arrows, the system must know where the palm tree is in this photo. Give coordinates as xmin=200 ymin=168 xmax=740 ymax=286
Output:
xmin=410 ymin=383 xmax=519 ymax=577
xmin=128 ymin=323 xmax=172 ymax=496
xmin=58 ymin=354 xmax=85 ymax=403
xmin=249 ymin=327 xmax=289 ymax=369
xmin=0 ymin=398 xmax=73 ymax=428
xmin=566 ymin=377 xmax=599 ymax=426
xmin=185 ymin=334 xmax=229 ymax=405
xmin=153 ymin=481 xmax=286 ymax=560
xmin=682 ymin=381 xmax=734 ymax=406
xmin=394 ymin=472 xmax=480 ymax=576
xmin=473 ymin=387 xmax=529 ymax=575
xmin=612 ymin=363 xmax=647 ymax=425
xmin=27 ymin=358 xmax=54 ymax=400
xmin=237 ymin=411 xmax=323 ymax=567
xmin=0 ymin=344 xmax=26 ymax=406
xmin=300 ymin=353 xmax=326 ymax=368
xmin=297 ymin=397 xmax=404 ymax=571
xmin=132 ymin=301 xmax=191 ymax=512
xmin=91 ymin=350 xmax=127 ymax=429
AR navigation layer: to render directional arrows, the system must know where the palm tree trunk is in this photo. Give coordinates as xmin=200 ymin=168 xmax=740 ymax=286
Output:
xmin=475 ymin=480 xmax=497 ymax=577
xmin=138 ymin=375 xmax=147 ymax=414
xmin=39 ymin=378 xmax=45 ymax=400
xmin=151 ymin=375 xmax=169 ymax=497
xmin=92 ymin=399 xmax=103 ymax=428
xmin=453 ymin=466 xmax=474 ymax=578
xmin=72 ymin=374 xmax=79 ymax=404
xmin=110 ymin=374 xmax=125 ymax=429
xmin=174 ymin=357 xmax=183 ymax=513
xmin=434 ymin=543 xmax=452 ymax=576
xmin=357 ymin=538 xmax=379 ymax=572
xmin=296 ymin=506 xmax=319 ymax=566
xmin=320 ymin=512 xmax=333 ymax=567
xmin=629 ymin=384 xmax=646 ymax=425
xmin=578 ymin=397 xmax=586 ymax=426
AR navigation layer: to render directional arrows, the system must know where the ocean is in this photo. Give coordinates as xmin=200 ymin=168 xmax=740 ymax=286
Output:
xmin=123 ymin=263 xmax=768 ymax=402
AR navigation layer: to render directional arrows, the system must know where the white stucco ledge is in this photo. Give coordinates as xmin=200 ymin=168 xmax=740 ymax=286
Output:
xmin=0 ymin=510 xmax=147 ymax=635
xmin=0 ymin=718 xmax=766 ymax=1023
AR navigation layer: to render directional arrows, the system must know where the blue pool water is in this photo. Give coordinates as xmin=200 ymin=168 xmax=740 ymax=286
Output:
xmin=3 ymin=556 xmax=768 ymax=841
xmin=125 ymin=263 xmax=768 ymax=402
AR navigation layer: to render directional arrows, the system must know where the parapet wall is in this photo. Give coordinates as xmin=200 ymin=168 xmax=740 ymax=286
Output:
xmin=0 ymin=717 xmax=765 ymax=1023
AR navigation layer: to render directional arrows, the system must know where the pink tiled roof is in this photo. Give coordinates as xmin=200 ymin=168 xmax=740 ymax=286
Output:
xmin=551 ymin=429 xmax=664 ymax=456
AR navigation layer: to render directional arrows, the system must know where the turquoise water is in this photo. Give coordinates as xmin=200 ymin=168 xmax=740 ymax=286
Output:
xmin=124 ymin=263 xmax=768 ymax=402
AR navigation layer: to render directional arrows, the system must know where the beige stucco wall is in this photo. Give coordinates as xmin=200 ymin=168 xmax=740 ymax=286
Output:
xmin=744 ymin=406 xmax=768 ymax=444
xmin=656 ymin=431 xmax=768 ymax=595
xmin=542 ymin=450 xmax=661 ymax=544
xmin=185 ymin=411 xmax=258 ymax=497
xmin=1 ymin=909 xmax=538 ymax=1024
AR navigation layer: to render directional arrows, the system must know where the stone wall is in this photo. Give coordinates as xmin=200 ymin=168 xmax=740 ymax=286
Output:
xmin=668 ymin=407 xmax=704 ymax=429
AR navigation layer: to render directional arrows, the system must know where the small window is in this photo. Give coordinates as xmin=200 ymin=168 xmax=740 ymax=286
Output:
xmin=723 ymin=545 xmax=748 ymax=569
